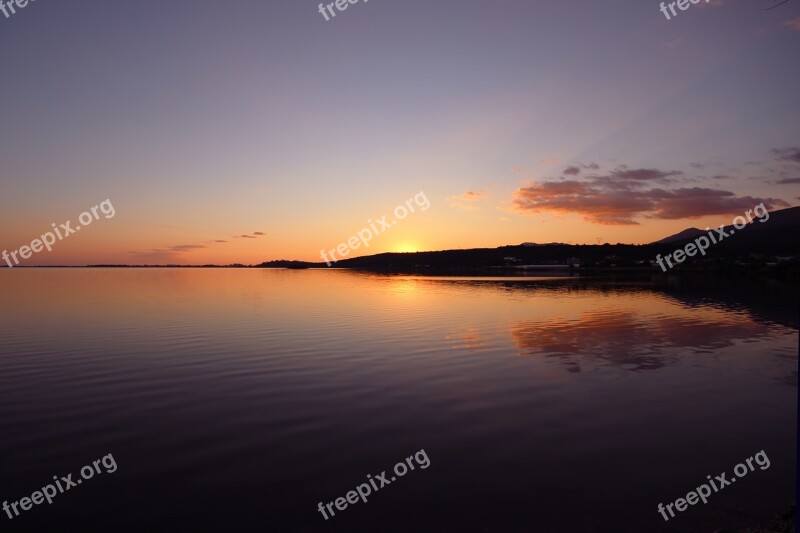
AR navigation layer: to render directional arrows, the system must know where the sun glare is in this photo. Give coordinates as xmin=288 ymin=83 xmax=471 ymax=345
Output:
xmin=393 ymin=243 xmax=418 ymax=253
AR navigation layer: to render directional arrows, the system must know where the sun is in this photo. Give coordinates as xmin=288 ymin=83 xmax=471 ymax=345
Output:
xmin=393 ymin=243 xmax=419 ymax=253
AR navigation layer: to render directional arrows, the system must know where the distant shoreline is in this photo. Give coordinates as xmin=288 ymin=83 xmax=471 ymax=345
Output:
xmin=5 ymin=264 xmax=799 ymax=280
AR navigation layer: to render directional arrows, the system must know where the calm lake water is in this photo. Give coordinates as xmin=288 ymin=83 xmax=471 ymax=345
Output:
xmin=0 ymin=269 xmax=796 ymax=532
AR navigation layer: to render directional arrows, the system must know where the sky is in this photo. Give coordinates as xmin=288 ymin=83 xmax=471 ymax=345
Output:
xmin=0 ymin=0 xmax=799 ymax=265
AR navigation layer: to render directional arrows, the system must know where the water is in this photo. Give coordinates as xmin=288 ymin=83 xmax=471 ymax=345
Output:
xmin=0 ymin=269 xmax=796 ymax=532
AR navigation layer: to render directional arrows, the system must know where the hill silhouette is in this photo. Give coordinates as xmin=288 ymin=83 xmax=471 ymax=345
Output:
xmin=259 ymin=207 xmax=800 ymax=273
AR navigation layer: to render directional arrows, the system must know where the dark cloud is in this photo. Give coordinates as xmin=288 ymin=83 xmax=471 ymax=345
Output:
xmin=588 ymin=167 xmax=683 ymax=192
xmin=581 ymin=162 xmax=600 ymax=170
xmin=511 ymin=167 xmax=789 ymax=225
xmin=253 ymin=231 xmax=266 ymax=236
xmin=690 ymin=162 xmax=704 ymax=169
xmin=771 ymin=147 xmax=800 ymax=164
xmin=775 ymin=177 xmax=800 ymax=185
xmin=169 ymin=244 xmax=206 ymax=251
xmin=563 ymin=166 xmax=581 ymax=176
xmin=610 ymin=168 xmax=682 ymax=182
xmin=646 ymin=188 xmax=788 ymax=219
xmin=712 ymin=174 xmax=734 ymax=180
xmin=128 ymin=244 xmax=206 ymax=261
xmin=129 ymin=236 xmax=236 ymax=261
xmin=236 ymin=234 xmax=257 ymax=239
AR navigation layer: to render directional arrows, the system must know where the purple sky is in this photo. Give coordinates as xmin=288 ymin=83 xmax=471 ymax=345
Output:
xmin=1 ymin=0 xmax=799 ymax=264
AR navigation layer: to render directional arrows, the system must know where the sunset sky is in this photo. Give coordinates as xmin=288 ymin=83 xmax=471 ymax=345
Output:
xmin=1 ymin=0 xmax=799 ymax=265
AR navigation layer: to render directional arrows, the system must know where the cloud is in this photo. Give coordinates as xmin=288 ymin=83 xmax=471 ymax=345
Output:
xmin=128 ymin=232 xmax=248 ymax=261
xmin=563 ymin=166 xmax=581 ymax=176
xmin=129 ymin=244 xmax=207 ymax=261
xmin=690 ymin=162 xmax=705 ymax=169
xmin=449 ymin=190 xmax=488 ymax=210
xmin=512 ymin=181 xmax=647 ymax=225
xmin=646 ymin=188 xmax=788 ymax=219
xmin=782 ymin=17 xmax=800 ymax=31
xmin=234 ymin=231 xmax=266 ymax=238
xmin=775 ymin=177 xmax=800 ymax=185
xmin=169 ymin=244 xmax=207 ymax=251
xmin=771 ymin=147 xmax=800 ymax=163
xmin=711 ymin=174 xmax=734 ymax=180
xmin=610 ymin=168 xmax=682 ymax=183
xmin=510 ymin=166 xmax=789 ymax=225
xmin=538 ymin=156 xmax=562 ymax=166
xmin=582 ymin=162 xmax=600 ymax=170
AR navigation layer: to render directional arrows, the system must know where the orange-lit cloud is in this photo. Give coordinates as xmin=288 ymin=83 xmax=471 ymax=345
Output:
xmin=128 ymin=230 xmax=266 ymax=263
xmin=129 ymin=243 xmax=209 ymax=259
xmin=170 ymin=244 xmax=206 ymax=251
xmin=538 ymin=156 xmax=562 ymax=166
xmin=234 ymin=232 xmax=266 ymax=239
xmin=784 ymin=17 xmax=800 ymax=30
xmin=511 ymin=164 xmax=789 ymax=225
xmin=448 ymin=190 xmax=488 ymax=211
